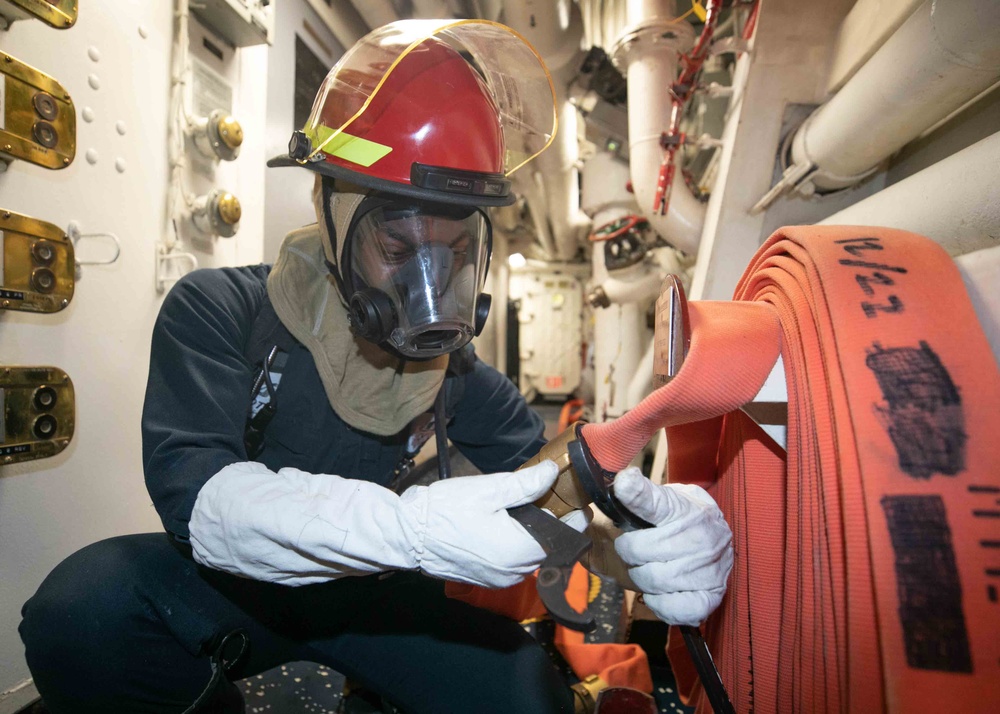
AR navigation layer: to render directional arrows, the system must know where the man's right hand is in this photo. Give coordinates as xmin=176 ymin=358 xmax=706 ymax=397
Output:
xmin=189 ymin=460 xmax=564 ymax=588
xmin=397 ymin=460 xmax=560 ymax=588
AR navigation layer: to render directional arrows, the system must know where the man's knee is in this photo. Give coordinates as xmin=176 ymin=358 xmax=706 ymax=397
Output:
xmin=19 ymin=534 xmax=171 ymax=705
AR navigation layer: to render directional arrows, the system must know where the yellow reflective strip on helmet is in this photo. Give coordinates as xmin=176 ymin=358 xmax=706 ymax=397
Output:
xmin=308 ymin=125 xmax=392 ymax=167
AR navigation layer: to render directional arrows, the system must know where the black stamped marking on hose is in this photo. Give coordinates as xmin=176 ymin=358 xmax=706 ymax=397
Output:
xmin=866 ymin=341 xmax=966 ymax=479
xmin=881 ymin=495 xmax=972 ymax=673
xmin=834 ymin=237 xmax=908 ymax=317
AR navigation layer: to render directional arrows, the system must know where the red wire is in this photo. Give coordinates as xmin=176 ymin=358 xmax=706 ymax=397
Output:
xmin=652 ymin=0 xmax=725 ymax=216
xmin=742 ymin=0 xmax=761 ymax=41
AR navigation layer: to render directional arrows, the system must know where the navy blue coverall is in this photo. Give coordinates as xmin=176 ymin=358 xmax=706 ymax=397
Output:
xmin=19 ymin=266 xmax=575 ymax=714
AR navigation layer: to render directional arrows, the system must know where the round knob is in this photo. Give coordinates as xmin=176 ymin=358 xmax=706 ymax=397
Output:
xmin=33 ymin=414 xmax=58 ymax=439
xmin=31 ymin=268 xmax=57 ymax=294
xmin=216 ymin=193 xmax=242 ymax=226
xmin=216 ymin=115 xmax=244 ymax=150
xmin=31 ymin=240 xmax=56 ymax=266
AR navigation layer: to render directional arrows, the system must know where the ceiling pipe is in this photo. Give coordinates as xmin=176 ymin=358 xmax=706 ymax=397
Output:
xmin=582 ymin=153 xmax=645 ymax=421
xmin=413 ymin=0 xmax=455 ymax=19
xmin=347 ymin=0 xmax=400 ymax=31
xmin=955 ymin=245 xmax=1000 ymax=361
xmin=820 ymin=130 xmax=1000 ymax=258
xmin=610 ymin=2 xmax=706 ymax=255
xmin=503 ymin=1 xmax=590 ymax=262
xmin=784 ymin=0 xmax=1000 ymax=197
xmin=303 ymin=0 xmax=369 ymax=53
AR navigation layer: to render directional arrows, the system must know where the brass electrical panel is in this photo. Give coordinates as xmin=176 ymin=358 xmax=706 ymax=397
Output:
xmin=0 ymin=366 xmax=74 ymax=465
xmin=0 ymin=209 xmax=74 ymax=313
xmin=0 ymin=54 xmax=76 ymax=169
xmin=0 ymin=0 xmax=77 ymax=29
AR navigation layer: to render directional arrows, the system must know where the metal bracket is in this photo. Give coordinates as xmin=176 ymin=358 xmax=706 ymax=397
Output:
xmin=67 ymin=221 xmax=122 ymax=281
xmin=156 ymin=246 xmax=198 ymax=294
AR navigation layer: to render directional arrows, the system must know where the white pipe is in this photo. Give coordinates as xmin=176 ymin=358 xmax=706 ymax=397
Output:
xmin=590 ymin=247 xmax=647 ymax=420
xmin=580 ymin=151 xmax=635 ymax=216
xmin=791 ymin=0 xmax=1000 ymax=191
xmin=583 ymin=154 xmax=647 ymax=422
xmin=503 ymin=4 xmax=588 ymax=261
xmin=627 ymin=337 xmax=656 ymax=409
xmin=825 ymin=0 xmax=924 ymax=94
xmin=600 ymin=264 xmax=663 ymax=304
xmin=412 ymin=0 xmax=453 ymax=19
xmin=956 ymin=245 xmax=1000 ymax=363
xmin=501 ymin=0 xmax=584 ymax=71
xmin=304 ymin=0 xmax=368 ymax=48
xmin=612 ymin=5 xmax=706 ymax=254
xmin=348 ymin=0 xmax=399 ymax=31
xmin=529 ymin=93 xmax=589 ymax=261
xmin=820 ymin=131 xmax=1000 ymax=257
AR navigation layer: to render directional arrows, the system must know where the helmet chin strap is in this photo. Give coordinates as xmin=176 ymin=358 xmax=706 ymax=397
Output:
xmin=320 ymin=177 xmax=350 ymax=302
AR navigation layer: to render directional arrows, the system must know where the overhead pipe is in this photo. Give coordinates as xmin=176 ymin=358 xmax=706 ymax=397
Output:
xmin=582 ymin=152 xmax=648 ymax=421
xmin=610 ymin=1 xmax=706 ymax=255
xmin=412 ymin=0 xmax=454 ymax=19
xmin=592 ymin=265 xmax=663 ymax=306
xmin=628 ymin=339 xmax=656 ymax=411
xmin=820 ymin=130 xmax=1000 ymax=257
xmin=304 ymin=0 xmax=368 ymax=48
xmin=956 ymin=245 xmax=1000 ymax=361
xmin=347 ymin=0 xmax=400 ymax=31
xmin=502 ymin=1 xmax=590 ymax=261
xmin=787 ymin=0 xmax=1000 ymax=195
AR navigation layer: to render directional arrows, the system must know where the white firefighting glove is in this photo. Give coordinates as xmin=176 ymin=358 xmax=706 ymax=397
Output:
xmin=611 ymin=467 xmax=733 ymax=626
xmin=190 ymin=459 xmax=564 ymax=588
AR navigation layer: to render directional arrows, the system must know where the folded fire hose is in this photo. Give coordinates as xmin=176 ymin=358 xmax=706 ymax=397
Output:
xmin=452 ymin=226 xmax=1000 ymax=712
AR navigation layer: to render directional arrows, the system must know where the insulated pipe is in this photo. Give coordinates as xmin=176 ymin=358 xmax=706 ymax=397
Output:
xmin=527 ymin=89 xmax=590 ymax=261
xmin=612 ymin=6 xmax=706 ymax=254
xmin=501 ymin=0 xmax=584 ymax=72
xmin=956 ymin=244 xmax=1000 ymax=361
xmin=790 ymin=0 xmax=1000 ymax=191
xmin=627 ymin=337 xmax=656 ymax=409
xmin=412 ymin=0 xmax=452 ymax=19
xmin=347 ymin=0 xmax=399 ymax=31
xmin=597 ymin=264 xmax=663 ymax=305
xmin=304 ymin=0 xmax=368 ymax=49
xmin=820 ymin=131 xmax=1000 ymax=257
xmin=503 ymin=4 xmax=588 ymax=261
xmin=582 ymin=154 xmax=647 ymax=421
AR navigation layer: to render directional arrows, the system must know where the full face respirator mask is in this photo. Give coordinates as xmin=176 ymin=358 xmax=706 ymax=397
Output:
xmin=337 ymin=193 xmax=493 ymax=360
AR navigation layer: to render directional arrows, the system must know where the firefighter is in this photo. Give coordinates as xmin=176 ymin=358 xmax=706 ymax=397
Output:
xmin=19 ymin=22 xmax=731 ymax=714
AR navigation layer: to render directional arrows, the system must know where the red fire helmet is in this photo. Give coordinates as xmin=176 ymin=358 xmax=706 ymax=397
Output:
xmin=268 ymin=20 xmax=557 ymax=207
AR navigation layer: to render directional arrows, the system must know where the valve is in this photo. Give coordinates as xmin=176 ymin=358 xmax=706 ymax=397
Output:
xmin=190 ymin=109 xmax=244 ymax=162
xmin=191 ymin=189 xmax=241 ymax=238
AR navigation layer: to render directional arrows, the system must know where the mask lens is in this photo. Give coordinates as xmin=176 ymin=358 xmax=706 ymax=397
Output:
xmin=348 ymin=202 xmax=490 ymax=358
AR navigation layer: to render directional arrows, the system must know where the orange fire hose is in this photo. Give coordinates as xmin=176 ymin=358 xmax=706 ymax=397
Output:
xmin=585 ymin=226 xmax=1000 ymax=712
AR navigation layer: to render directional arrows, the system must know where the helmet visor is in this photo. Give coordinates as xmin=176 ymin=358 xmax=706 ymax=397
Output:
xmin=348 ymin=203 xmax=491 ymax=358
xmin=303 ymin=19 xmax=557 ymax=177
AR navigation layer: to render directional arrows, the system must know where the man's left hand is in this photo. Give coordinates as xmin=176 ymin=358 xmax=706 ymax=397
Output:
xmin=612 ymin=467 xmax=733 ymax=626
